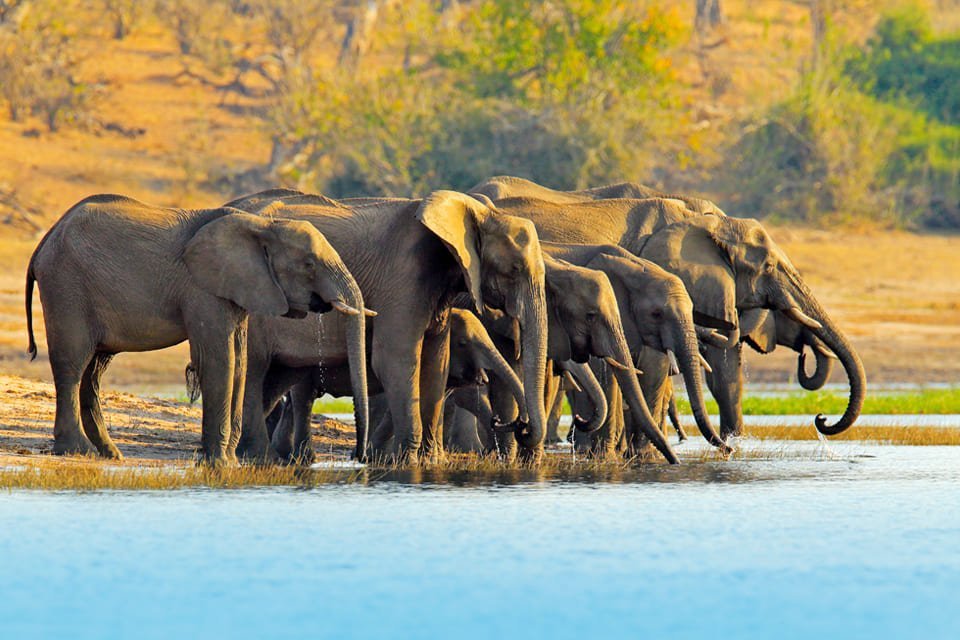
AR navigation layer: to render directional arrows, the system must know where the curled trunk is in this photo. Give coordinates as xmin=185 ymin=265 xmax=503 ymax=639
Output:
xmin=797 ymin=341 xmax=834 ymax=391
xmin=801 ymin=298 xmax=865 ymax=435
xmin=560 ymin=360 xmax=608 ymax=434
xmin=479 ymin=341 xmax=527 ymax=421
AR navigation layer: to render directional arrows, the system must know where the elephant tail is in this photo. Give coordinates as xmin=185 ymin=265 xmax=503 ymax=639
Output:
xmin=25 ymin=246 xmax=41 ymax=361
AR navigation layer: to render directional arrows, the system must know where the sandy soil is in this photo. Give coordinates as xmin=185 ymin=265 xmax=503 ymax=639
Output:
xmin=0 ymin=374 xmax=354 ymax=464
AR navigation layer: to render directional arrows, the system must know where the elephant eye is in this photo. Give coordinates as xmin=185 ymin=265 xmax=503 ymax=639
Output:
xmin=586 ymin=310 xmax=598 ymax=322
xmin=458 ymin=339 xmax=469 ymax=347
xmin=651 ymin=309 xmax=663 ymax=319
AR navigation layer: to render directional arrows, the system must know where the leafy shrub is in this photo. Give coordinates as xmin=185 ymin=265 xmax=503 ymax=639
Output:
xmin=0 ymin=2 xmax=96 ymax=131
xmin=723 ymin=6 xmax=960 ymax=228
xmin=267 ymin=0 xmax=684 ymax=197
xmin=846 ymin=5 xmax=960 ymax=125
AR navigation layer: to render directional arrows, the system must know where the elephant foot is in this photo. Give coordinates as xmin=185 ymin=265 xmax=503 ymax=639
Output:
xmin=517 ymin=445 xmax=544 ymax=465
xmin=236 ymin=439 xmax=281 ymax=465
xmin=53 ymin=435 xmax=96 ymax=457
xmin=291 ymin=442 xmax=316 ymax=466
xmin=196 ymin=452 xmax=238 ymax=468
xmin=90 ymin=439 xmax=124 ymax=460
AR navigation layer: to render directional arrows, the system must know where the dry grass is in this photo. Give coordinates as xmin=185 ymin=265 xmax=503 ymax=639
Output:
xmin=0 ymin=457 xmax=362 ymax=490
xmin=743 ymin=424 xmax=960 ymax=446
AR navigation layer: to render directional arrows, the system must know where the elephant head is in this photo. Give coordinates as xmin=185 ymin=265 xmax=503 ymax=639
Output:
xmin=543 ymin=257 xmax=679 ymax=463
xmin=583 ymin=251 xmax=728 ymax=452
xmin=183 ymin=210 xmax=375 ymax=456
xmin=416 ymin=191 xmax=549 ymax=453
xmin=640 ymin=215 xmax=864 ymax=435
xmin=447 ymin=309 xmax=526 ymax=417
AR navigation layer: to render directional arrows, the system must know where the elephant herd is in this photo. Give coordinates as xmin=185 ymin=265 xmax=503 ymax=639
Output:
xmin=24 ymin=176 xmax=866 ymax=466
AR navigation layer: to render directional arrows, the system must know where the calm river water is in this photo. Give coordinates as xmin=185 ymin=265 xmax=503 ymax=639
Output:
xmin=1 ymin=442 xmax=958 ymax=639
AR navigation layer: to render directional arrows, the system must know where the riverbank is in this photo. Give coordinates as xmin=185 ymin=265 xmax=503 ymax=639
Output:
xmin=2 ymin=374 xmax=959 ymax=490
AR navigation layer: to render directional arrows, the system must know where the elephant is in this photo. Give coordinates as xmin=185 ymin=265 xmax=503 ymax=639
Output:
xmin=479 ymin=255 xmax=681 ymax=463
xmin=539 ymin=242 xmax=726 ymax=456
xmin=469 ymin=175 xmax=725 ymax=216
xmin=24 ymin=194 xmax=370 ymax=465
xmin=223 ymin=189 xmax=550 ymax=463
xmin=471 ymin=180 xmax=839 ymax=440
xmin=475 ymin=193 xmax=866 ymax=438
xmin=269 ymin=308 xmax=528 ymax=462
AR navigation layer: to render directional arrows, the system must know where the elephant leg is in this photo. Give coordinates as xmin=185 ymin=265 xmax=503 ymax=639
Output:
xmin=268 ymin=394 xmax=294 ymax=458
xmin=632 ymin=349 xmax=670 ymax=457
xmin=48 ymin=332 xmax=96 ymax=456
xmin=545 ymin=385 xmax=566 ymax=444
xmin=703 ymin=342 xmax=744 ymax=439
xmin=419 ymin=327 xmax=451 ymax=462
xmin=237 ymin=356 xmax=273 ymax=462
xmin=289 ymin=377 xmax=319 ymax=464
xmin=543 ymin=371 xmax=563 ymax=444
xmin=371 ymin=328 xmax=424 ymax=463
xmin=79 ymin=352 xmax=122 ymax=459
xmin=185 ymin=308 xmax=242 ymax=465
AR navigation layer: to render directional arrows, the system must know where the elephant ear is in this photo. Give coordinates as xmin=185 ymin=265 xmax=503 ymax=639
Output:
xmin=742 ymin=308 xmax=777 ymax=353
xmin=183 ymin=211 xmax=289 ymax=316
xmin=416 ymin=190 xmax=486 ymax=313
xmin=641 ymin=217 xmax=738 ymax=332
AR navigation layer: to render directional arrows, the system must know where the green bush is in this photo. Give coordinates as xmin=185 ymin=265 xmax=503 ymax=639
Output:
xmin=846 ymin=6 xmax=960 ymax=125
xmin=266 ymin=0 xmax=684 ymax=197
xmin=724 ymin=6 xmax=960 ymax=227
xmin=0 ymin=2 xmax=96 ymax=131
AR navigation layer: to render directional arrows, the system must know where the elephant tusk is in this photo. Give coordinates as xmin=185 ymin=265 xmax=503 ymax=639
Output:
xmin=785 ymin=306 xmax=822 ymax=330
xmin=331 ymin=300 xmax=360 ymax=316
xmin=477 ymin=369 xmax=489 ymax=385
xmin=603 ymin=356 xmax=641 ymax=375
xmin=815 ymin=343 xmax=839 ymax=360
xmin=696 ymin=326 xmax=728 ymax=349
xmin=561 ymin=370 xmax=583 ymax=393
xmin=666 ymin=349 xmax=680 ymax=376
xmin=697 ymin=352 xmax=713 ymax=373
xmin=363 ymin=307 xmax=378 ymax=317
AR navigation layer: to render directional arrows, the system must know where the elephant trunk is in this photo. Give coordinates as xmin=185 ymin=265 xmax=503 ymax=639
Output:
xmin=782 ymin=285 xmax=865 ymax=436
xmin=797 ymin=337 xmax=834 ymax=391
xmin=325 ymin=270 xmax=370 ymax=460
xmin=479 ymin=341 xmax=526 ymax=421
xmin=561 ymin=361 xmax=608 ymax=434
xmin=605 ymin=327 xmax=679 ymax=464
xmin=670 ymin=324 xmax=731 ymax=453
xmin=516 ymin=281 xmax=548 ymax=452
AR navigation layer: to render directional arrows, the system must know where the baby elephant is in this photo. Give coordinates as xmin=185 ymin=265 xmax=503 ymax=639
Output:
xmin=25 ymin=194 xmax=370 ymax=465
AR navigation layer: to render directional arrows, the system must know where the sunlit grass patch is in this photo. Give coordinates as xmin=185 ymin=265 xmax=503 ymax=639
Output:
xmin=677 ymin=388 xmax=960 ymax=416
xmin=0 ymin=457 xmax=362 ymax=491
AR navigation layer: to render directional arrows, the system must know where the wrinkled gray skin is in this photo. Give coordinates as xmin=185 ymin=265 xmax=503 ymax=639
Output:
xmin=540 ymin=242 xmax=726 ymax=455
xmin=274 ymin=309 xmax=527 ymax=462
xmin=478 ymin=192 xmax=865 ymax=438
xmin=226 ymin=189 xmax=549 ymax=463
xmin=470 ymin=176 xmax=726 ymax=216
xmin=25 ymin=195 xmax=368 ymax=465
xmin=480 ymin=255 xmax=679 ymax=463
